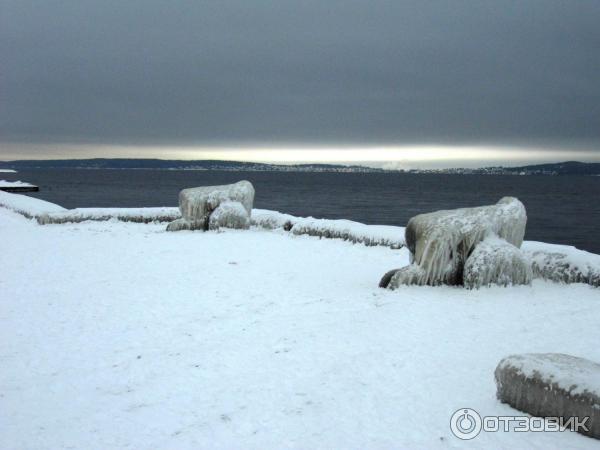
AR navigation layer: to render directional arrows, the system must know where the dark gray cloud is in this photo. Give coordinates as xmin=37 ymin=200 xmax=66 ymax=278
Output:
xmin=1 ymin=0 xmax=600 ymax=151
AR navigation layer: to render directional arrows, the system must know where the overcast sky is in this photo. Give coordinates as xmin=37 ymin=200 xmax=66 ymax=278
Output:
xmin=1 ymin=0 xmax=599 ymax=165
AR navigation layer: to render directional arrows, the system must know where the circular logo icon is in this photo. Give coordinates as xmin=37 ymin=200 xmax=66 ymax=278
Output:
xmin=450 ymin=408 xmax=482 ymax=440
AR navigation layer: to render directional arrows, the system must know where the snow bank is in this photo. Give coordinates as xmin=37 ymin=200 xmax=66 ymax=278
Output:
xmin=0 ymin=180 xmax=35 ymax=187
xmin=496 ymin=353 xmax=600 ymax=439
xmin=168 ymin=180 xmax=254 ymax=232
xmin=463 ymin=235 xmax=532 ymax=289
xmin=251 ymin=208 xmax=405 ymax=248
xmin=37 ymin=207 xmax=181 ymax=224
xmin=523 ymin=241 xmax=600 ymax=287
xmin=0 ymin=169 xmax=17 ymax=173
xmin=0 ymin=190 xmax=66 ymax=218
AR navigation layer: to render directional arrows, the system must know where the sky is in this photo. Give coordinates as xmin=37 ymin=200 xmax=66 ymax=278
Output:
xmin=1 ymin=0 xmax=599 ymax=168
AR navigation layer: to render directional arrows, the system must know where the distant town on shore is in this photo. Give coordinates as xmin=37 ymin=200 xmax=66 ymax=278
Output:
xmin=1 ymin=159 xmax=599 ymax=176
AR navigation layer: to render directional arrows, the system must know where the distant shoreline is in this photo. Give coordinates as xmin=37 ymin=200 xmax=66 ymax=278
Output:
xmin=1 ymin=159 xmax=600 ymax=175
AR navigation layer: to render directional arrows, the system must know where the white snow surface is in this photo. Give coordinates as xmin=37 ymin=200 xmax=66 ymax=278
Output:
xmin=1 ymin=207 xmax=600 ymax=449
xmin=497 ymin=353 xmax=600 ymax=397
xmin=0 ymin=190 xmax=66 ymax=217
xmin=0 ymin=169 xmax=17 ymax=173
xmin=0 ymin=179 xmax=34 ymax=187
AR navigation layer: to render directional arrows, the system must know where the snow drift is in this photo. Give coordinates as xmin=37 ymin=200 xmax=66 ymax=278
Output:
xmin=167 ymin=180 xmax=254 ymax=231
xmin=382 ymin=197 xmax=528 ymax=288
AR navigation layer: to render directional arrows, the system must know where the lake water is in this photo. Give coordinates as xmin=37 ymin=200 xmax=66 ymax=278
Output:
xmin=4 ymin=169 xmax=600 ymax=254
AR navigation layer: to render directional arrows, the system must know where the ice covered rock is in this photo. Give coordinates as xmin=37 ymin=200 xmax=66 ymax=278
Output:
xmin=381 ymin=264 xmax=427 ymax=289
xmin=208 ymin=201 xmax=250 ymax=230
xmin=522 ymin=242 xmax=600 ymax=287
xmin=166 ymin=218 xmax=208 ymax=232
xmin=251 ymin=209 xmax=406 ymax=248
xmin=463 ymin=235 xmax=532 ymax=289
xmin=38 ymin=207 xmax=180 ymax=225
xmin=495 ymin=353 xmax=600 ymax=439
xmin=167 ymin=180 xmax=254 ymax=232
xmin=383 ymin=197 xmax=527 ymax=288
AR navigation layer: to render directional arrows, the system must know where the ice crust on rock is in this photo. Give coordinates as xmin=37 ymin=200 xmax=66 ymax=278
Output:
xmin=523 ymin=242 xmax=600 ymax=287
xmin=385 ymin=264 xmax=428 ymax=289
xmin=167 ymin=180 xmax=254 ymax=232
xmin=463 ymin=235 xmax=532 ymax=289
xmin=383 ymin=197 xmax=527 ymax=288
xmin=38 ymin=207 xmax=180 ymax=225
xmin=251 ymin=208 xmax=405 ymax=248
xmin=495 ymin=353 xmax=600 ymax=439
xmin=208 ymin=201 xmax=250 ymax=230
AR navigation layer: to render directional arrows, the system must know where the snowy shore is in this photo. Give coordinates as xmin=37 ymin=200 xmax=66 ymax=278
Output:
xmin=1 ymin=193 xmax=600 ymax=448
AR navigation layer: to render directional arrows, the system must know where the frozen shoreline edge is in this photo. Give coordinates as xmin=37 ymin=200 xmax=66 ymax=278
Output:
xmin=1 ymin=190 xmax=599 ymax=286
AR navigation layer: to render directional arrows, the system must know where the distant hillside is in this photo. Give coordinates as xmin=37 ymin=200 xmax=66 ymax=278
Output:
xmin=1 ymin=158 xmax=599 ymax=175
xmin=406 ymin=161 xmax=600 ymax=175
xmin=499 ymin=161 xmax=600 ymax=175
xmin=0 ymin=158 xmax=387 ymax=173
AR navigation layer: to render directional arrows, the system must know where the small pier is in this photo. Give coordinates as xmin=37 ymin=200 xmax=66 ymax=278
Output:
xmin=0 ymin=181 xmax=39 ymax=193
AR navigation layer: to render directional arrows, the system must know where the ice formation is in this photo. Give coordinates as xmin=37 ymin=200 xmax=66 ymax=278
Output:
xmin=251 ymin=209 xmax=405 ymax=248
xmin=38 ymin=207 xmax=180 ymax=225
xmin=463 ymin=235 xmax=532 ymax=288
xmin=167 ymin=180 xmax=254 ymax=232
xmin=208 ymin=201 xmax=250 ymax=230
xmin=523 ymin=242 xmax=600 ymax=287
xmin=382 ymin=197 xmax=528 ymax=288
xmin=383 ymin=264 xmax=428 ymax=289
xmin=495 ymin=353 xmax=600 ymax=439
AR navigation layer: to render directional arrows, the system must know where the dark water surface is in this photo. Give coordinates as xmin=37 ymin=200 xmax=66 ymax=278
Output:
xmin=4 ymin=169 xmax=600 ymax=253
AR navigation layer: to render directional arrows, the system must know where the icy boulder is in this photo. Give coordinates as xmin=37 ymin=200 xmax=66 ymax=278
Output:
xmin=208 ymin=201 xmax=250 ymax=230
xmin=381 ymin=197 xmax=527 ymax=288
xmin=522 ymin=242 xmax=600 ymax=287
xmin=383 ymin=264 xmax=427 ymax=289
xmin=167 ymin=180 xmax=254 ymax=232
xmin=463 ymin=235 xmax=532 ymax=289
xmin=495 ymin=353 xmax=600 ymax=439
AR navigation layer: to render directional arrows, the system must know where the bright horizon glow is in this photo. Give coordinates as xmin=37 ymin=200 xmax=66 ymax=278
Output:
xmin=1 ymin=143 xmax=599 ymax=169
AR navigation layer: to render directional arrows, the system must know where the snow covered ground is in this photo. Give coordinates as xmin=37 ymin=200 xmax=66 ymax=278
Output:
xmin=1 ymin=204 xmax=600 ymax=449
xmin=0 ymin=169 xmax=17 ymax=173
